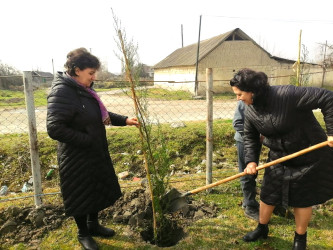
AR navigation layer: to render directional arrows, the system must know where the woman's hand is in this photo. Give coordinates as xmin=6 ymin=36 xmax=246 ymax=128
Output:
xmin=328 ymin=135 xmax=333 ymax=147
xmin=126 ymin=117 xmax=139 ymax=127
xmin=244 ymin=162 xmax=258 ymax=175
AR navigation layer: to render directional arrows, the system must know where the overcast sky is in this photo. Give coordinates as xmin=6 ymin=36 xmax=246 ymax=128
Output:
xmin=1 ymin=0 xmax=333 ymax=74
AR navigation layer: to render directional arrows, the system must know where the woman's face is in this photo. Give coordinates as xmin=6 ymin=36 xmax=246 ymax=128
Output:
xmin=73 ymin=67 xmax=97 ymax=87
xmin=232 ymin=86 xmax=253 ymax=105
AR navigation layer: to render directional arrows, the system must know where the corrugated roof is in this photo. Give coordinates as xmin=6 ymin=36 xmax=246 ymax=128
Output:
xmin=32 ymin=71 xmax=54 ymax=78
xmin=154 ymin=28 xmax=273 ymax=69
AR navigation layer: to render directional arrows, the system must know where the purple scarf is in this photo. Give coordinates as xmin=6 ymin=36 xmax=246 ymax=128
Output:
xmin=68 ymin=73 xmax=110 ymax=125
xmin=85 ymin=88 xmax=110 ymax=125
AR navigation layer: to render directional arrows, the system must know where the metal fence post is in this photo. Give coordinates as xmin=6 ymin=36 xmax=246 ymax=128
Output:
xmin=23 ymin=71 xmax=43 ymax=207
xmin=206 ymin=68 xmax=213 ymax=191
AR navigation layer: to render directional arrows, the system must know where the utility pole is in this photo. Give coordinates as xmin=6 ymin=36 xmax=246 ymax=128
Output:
xmin=296 ymin=30 xmax=302 ymax=86
xmin=194 ymin=15 xmax=202 ymax=96
xmin=181 ymin=24 xmax=184 ymax=48
xmin=52 ymin=58 xmax=55 ymax=79
xmin=321 ymin=40 xmax=327 ymax=88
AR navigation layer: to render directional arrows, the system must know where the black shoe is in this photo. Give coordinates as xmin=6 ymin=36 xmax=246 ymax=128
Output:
xmin=244 ymin=206 xmax=259 ymax=221
xmin=243 ymin=223 xmax=269 ymax=242
xmin=292 ymin=231 xmax=307 ymax=250
xmin=77 ymin=235 xmax=99 ymax=250
xmin=87 ymin=221 xmax=115 ymax=238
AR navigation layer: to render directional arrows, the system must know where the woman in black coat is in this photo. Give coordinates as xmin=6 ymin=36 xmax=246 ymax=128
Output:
xmin=47 ymin=48 xmax=138 ymax=250
xmin=229 ymin=68 xmax=333 ymax=250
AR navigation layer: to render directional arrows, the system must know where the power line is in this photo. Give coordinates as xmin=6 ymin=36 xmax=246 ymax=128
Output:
xmin=203 ymin=14 xmax=333 ymax=24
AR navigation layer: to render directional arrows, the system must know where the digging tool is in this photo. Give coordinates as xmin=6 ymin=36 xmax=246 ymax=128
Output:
xmin=163 ymin=141 xmax=329 ymax=212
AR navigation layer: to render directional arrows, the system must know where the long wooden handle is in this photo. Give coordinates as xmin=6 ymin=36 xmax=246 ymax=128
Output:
xmin=188 ymin=141 xmax=329 ymax=195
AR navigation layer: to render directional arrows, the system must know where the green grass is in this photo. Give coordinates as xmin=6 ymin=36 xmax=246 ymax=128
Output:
xmin=115 ymin=87 xmax=193 ymax=100
xmin=0 ymin=87 xmax=231 ymax=110
xmin=0 ymin=88 xmax=48 ymax=107
xmin=5 ymin=186 xmax=333 ymax=249
xmin=95 ymin=86 xmax=235 ymax=101
xmin=323 ymin=85 xmax=333 ymax=92
xmin=0 ymin=120 xmax=235 ymax=194
xmin=213 ymin=92 xmax=236 ymax=100
xmin=1 ymin=115 xmax=332 ymax=249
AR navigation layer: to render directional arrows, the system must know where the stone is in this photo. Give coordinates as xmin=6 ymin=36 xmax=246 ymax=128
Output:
xmin=0 ymin=220 xmax=17 ymax=234
xmin=118 ymin=171 xmax=130 ymax=180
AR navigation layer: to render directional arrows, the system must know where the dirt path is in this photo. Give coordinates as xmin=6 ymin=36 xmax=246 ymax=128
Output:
xmin=0 ymin=95 xmax=237 ymax=134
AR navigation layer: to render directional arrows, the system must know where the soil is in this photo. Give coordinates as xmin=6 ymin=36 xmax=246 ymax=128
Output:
xmin=0 ymin=188 xmax=219 ymax=249
xmin=0 ymin=204 xmax=66 ymax=248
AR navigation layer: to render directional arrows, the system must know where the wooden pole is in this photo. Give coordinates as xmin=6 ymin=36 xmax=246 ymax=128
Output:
xmin=23 ymin=71 xmax=43 ymax=207
xmin=206 ymin=68 xmax=213 ymax=192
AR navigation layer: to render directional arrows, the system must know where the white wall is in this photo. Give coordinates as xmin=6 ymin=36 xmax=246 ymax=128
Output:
xmin=154 ymin=67 xmax=196 ymax=94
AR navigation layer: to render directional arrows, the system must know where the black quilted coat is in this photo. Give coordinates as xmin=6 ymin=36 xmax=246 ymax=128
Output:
xmin=47 ymin=72 xmax=127 ymax=216
xmin=244 ymin=85 xmax=333 ymax=208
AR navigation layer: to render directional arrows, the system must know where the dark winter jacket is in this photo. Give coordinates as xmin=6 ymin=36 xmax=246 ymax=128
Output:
xmin=47 ymin=72 xmax=128 ymax=216
xmin=244 ymin=85 xmax=333 ymax=207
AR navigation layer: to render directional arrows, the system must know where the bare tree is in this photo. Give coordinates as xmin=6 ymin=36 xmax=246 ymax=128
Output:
xmin=299 ymin=45 xmax=311 ymax=86
xmin=0 ymin=61 xmax=21 ymax=76
xmin=317 ymin=42 xmax=333 ymax=68
xmin=0 ymin=61 xmax=22 ymax=89
xmin=97 ymin=63 xmax=115 ymax=81
xmin=290 ymin=44 xmax=311 ymax=86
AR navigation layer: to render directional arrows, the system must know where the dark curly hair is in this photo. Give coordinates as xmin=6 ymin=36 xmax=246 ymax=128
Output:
xmin=64 ymin=48 xmax=101 ymax=76
xmin=230 ymin=68 xmax=270 ymax=105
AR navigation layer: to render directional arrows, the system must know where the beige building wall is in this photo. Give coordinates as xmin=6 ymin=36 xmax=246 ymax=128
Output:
xmin=196 ymin=41 xmax=292 ymax=95
xmin=154 ymin=66 xmax=196 ymax=93
xmin=323 ymin=69 xmax=333 ymax=87
xmin=154 ymin=41 xmax=330 ymax=95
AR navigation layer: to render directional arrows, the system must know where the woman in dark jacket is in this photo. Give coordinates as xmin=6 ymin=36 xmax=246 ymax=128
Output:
xmin=47 ymin=48 xmax=138 ymax=250
xmin=229 ymin=68 xmax=333 ymax=250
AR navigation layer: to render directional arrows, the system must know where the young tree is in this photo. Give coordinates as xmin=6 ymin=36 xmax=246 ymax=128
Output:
xmin=112 ymin=9 xmax=176 ymax=246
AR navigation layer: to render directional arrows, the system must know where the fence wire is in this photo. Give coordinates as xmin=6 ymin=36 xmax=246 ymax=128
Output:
xmin=0 ymin=85 xmax=237 ymax=134
xmin=0 ymin=70 xmax=331 ymax=203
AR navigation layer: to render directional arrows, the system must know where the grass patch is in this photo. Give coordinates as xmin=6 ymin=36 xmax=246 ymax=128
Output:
xmin=213 ymin=92 xmax=236 ymax=100
xmin=323 ymin=85 xmax=333 ymax=92
xmin=0 ymin=120 xmax=235 ymax=194
xmin=0 ymin=88 xmax=48 ymax=108
xmin=1 ymin=114 xmax=332 ymax=249
xmin=4 ymin=186 xmax=333 ymax=249
xmin=116 ymin=87 xmax=193 ymax=100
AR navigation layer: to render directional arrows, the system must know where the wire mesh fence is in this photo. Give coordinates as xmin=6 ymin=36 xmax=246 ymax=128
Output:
xmin=0 ymin=72 xmax=239 ymax=204
xmin=1 ymin=69 xmax=331 ymax=204
xmin=0 ymin=81 xmax=237 ymax=135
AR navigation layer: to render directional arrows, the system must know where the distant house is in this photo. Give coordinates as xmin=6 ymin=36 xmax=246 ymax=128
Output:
xmin=153 ymin=28 xmax=323 ymax=95
xmin=31 ymin=71 xmax=54 ymax=87
xmin=141 ymin=64 xmax=154 ymax=78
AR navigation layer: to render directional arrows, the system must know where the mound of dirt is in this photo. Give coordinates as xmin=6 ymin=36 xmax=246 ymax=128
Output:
xmin=0 ymin=188 xmax=219 ymax=248
xmin=101 ymin=188 xmax=220 ymax=246
xmin=0 ymin=204 xmax=66 ymax=248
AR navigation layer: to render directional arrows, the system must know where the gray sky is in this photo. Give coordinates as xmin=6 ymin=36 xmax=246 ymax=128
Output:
xmin=1 ymin=0 xmax=333 ymax=74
